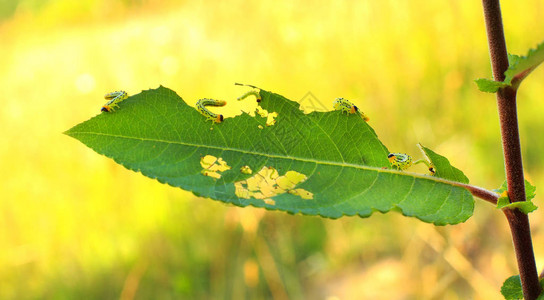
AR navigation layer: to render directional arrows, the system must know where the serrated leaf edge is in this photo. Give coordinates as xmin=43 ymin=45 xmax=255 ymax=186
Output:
xmin=476 ymin=41 xmax=544 ymax=93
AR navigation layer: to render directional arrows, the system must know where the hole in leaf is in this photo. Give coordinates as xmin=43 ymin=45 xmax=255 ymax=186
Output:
xmin=234 ymin=167 xmax=313 ymax=204
xmin=200 ymin=155 xmax=231 ymax=179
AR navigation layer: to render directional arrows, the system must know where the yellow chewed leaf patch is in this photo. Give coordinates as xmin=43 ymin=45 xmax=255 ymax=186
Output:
xmin=288 ymin=188 xmax=314 ymax=199
xmin=276 ymin=171 xmax=307 ymax=190
xmin=254 ymin=106 xmax=278 ymax=127
xmin=234 ymin=166 xmax=313 ymax=204
xmin=201 ymin=170 xmax=221 ymax=179
xmin=200 ymin=155 xmax=231 ymax=179
xmin=264 ymin=199 xmax=276 ymax=205
xmin=256 ymin=106 xmax=268 ymax=118
xmin=266 ymin=112 xmax=278 ymax=126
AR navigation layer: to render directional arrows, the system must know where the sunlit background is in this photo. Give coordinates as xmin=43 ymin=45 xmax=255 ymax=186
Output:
xmin=2 ymin=0 xmax=544 ymax=299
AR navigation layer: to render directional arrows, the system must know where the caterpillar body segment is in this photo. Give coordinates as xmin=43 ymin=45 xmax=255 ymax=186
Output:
xmin=333 ymin=98 xmax=356 ymax=114
xmin=388 ymin=153 xmax=413 ymax=171
xmin=196 ymin=98 xmax=227 ymax=123
xmin=424 ymin=163 xmax=436 ymax=175
xmin=388 ymin=153 xmax=435 ymax=175
xmin=333 ymin=97 xmax=369 ymax=121
xmin=237 ymin=89 xmax=262 ymax=102
xmin=101 ymin=90 xmax=128 ymax=112
xmin=104 ymin=90 xmax=126 ymax=100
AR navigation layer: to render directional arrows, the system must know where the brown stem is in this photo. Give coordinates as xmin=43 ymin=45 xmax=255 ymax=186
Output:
xmin=503 ymin=209 xmax=541 ymax=299
xmin=481 ymin=0 xmax=541 ymax=298
xmin=455 ymin=183 xmax=498 ymax=205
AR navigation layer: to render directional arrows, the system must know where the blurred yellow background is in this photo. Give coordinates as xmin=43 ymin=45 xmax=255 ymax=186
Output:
xmin=2 ymin=0 xmax=544 ymax=299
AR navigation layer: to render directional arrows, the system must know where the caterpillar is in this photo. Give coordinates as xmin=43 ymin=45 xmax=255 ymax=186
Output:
xmin=237 ymin=89 xmax=262 ymax=102
xmin=196 ymin=98 xmax=227 ymax=123
xmin=101 ymin=90 xmax=128 ymax=112
xmin=388 ymin=153 xmax=435 ymax=175
xmin=388 ymin=153 xmax=413 ymax=170
xmin=333 ymin=97 xmax=369 ymax=121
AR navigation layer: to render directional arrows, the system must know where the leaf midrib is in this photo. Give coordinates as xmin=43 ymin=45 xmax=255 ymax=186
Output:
xmin=68 ymin=130 xmax=468 ymax=187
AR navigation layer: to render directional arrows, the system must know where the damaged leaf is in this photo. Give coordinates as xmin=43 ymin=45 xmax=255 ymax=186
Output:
xmin=65 ymin=86 xmax=474 ymax=225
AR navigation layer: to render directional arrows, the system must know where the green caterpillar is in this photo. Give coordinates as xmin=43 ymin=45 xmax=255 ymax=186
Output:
xmin=388 ymin=153 xmax=435 ymax=175
xmin=196 ymin=98 xmax=227 ymax=123
xmin=101 ymin=90 xmax=128 ymax=112
xmin=237 ymin=89 xmax=261 ymax=102
xmin=333 ymin=97 xmax=369 ymax=121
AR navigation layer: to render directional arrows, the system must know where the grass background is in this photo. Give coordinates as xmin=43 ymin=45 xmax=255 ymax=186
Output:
xmin=1 ymin=0 xmax=544 ymax=299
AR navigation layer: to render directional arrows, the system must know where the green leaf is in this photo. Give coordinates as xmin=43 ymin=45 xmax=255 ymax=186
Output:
xmin=509 ymin=200 xmax=538 ymax=214
xmin=476 ymin=41 xmax=544 ymax=92
xmin=539 ymin=278 xmax=544 ymax=300
xmin=494 ymin=180 xmax=538 ymax=214
xmin=65 ymin=86 xmax=474 ymax=225
xmin=475 ymin=78 xmax=509 ymax=93
xmin=525 ymin=180 xmax=537 ymax=202
xmin=508 ymin=53 xmax=522 ymax=67
xmin=417 ymin=144 xmax=469 ymax=184
xmin=494 ymin=181 xmax=508 ymax=194
xmin=501 ymin=274 xmax=544 ymax=299
xmin=504 ymin=41 xmax=544 ymax=89
xmin=501 ymin=275 xmax=523 ymax=300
